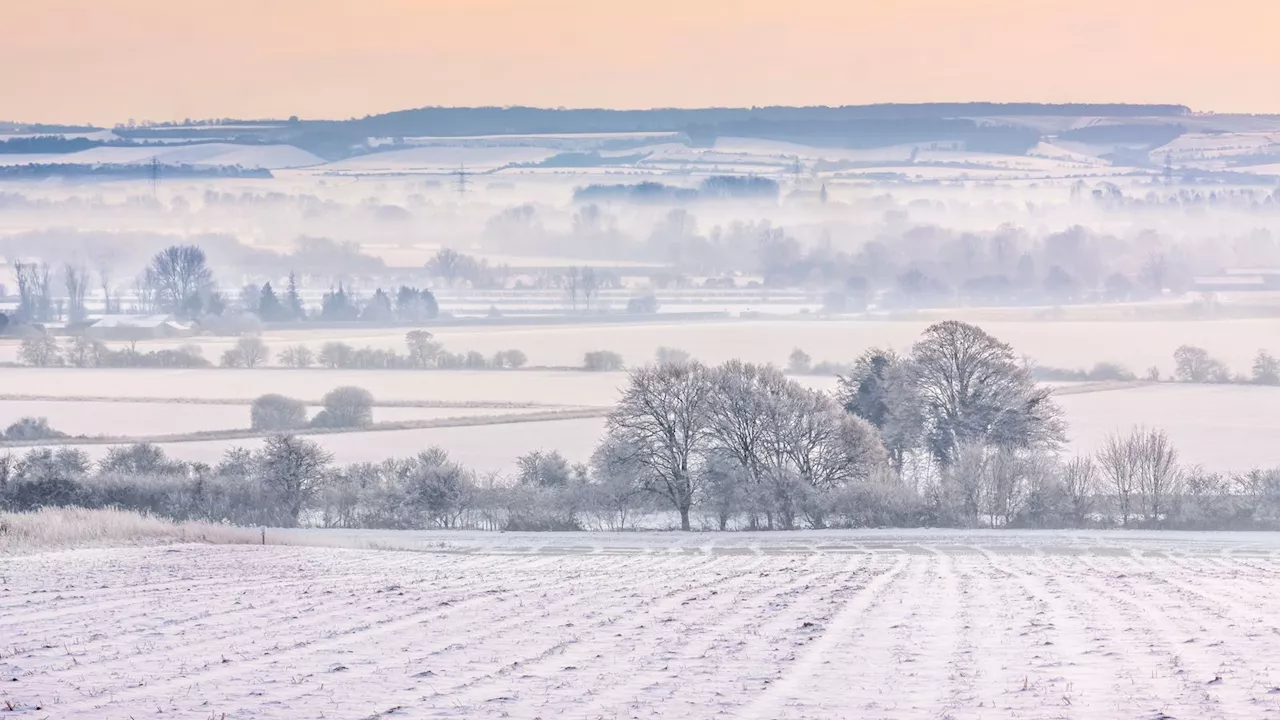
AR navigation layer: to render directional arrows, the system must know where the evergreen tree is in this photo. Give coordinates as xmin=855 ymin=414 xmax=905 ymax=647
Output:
xmin=320 ymin=283 xmax=358 ymax=320
xmin=285 ymin=272 xmax=304 ymax=320
xmin=258 ymin=282 xmax=286 ymax=321
xmin=361 ymin=288 xmax=394 ymax=322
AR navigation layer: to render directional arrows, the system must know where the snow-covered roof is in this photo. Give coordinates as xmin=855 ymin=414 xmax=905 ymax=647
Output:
xmin=84 ymin=314 xmax=185 ymax=329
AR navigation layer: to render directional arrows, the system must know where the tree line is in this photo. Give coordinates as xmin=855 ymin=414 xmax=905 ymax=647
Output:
xmin=4 ymin=244 xmax=440 ymax=330
xmin=8 ymin=321 xmax=1277 ymax=531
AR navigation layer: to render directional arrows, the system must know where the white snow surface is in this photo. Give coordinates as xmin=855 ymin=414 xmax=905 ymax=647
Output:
xmin=0 ymin=144 xmax=323 ymax=169
xmin=4 ymin=532 xmax=1280 ymax=719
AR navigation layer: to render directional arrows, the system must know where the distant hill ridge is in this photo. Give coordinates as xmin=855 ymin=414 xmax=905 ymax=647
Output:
xmin=17 ymin=103 xmax=1280 ymax=165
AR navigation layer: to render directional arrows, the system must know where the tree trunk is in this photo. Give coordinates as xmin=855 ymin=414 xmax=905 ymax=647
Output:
xmin=679 ymin=504 xmax=691 ymax=531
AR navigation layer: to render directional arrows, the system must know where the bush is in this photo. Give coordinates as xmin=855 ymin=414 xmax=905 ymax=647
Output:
xmin=655 ymin=347 xmax=691 ymax=366
xmin=19 ymin=335 xmax=61 ymax=367
xmin=583 ymin=351 xmax=624 ymax=371
xmin=277 ymin=344 xmax=315 ymax=368
xmin=1174 ymin=345 xmax=1230 ymax=383
xmin=787 ymin=348 xmax=812 ymax=374
xmin=250 ymin=394 xmax=308 ymax=431
xmin=3 ymin=416 xmax=67 ymax=441
xmin=313 ymin=386 xmax=373 ymax=428
xmin=1253 ymin=350 xmax=1280 ymax=385
xmin=1087 ymin=362 xmax=1136 ymax=381
xmin=317 ymin=341 xmax=355 ymax=368
xmin=491 ymin=349 xmax=528 ymax=369
xmin=100 ymin=346 xmax=211 ymax=368
xmin=626 ymin=294 xmax=659 ymax=314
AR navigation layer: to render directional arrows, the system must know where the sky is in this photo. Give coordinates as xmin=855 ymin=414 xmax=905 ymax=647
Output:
xmin=4 ymin=0 xmax=1279 ymax=125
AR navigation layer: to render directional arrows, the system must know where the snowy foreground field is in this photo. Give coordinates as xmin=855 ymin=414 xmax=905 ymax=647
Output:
xmin=5 ymin=532 xmax=1280 ymax=719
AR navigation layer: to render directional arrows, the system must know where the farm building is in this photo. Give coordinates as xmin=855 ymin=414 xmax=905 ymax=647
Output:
xmin=70 ymin=314 xmax=192 ymax=340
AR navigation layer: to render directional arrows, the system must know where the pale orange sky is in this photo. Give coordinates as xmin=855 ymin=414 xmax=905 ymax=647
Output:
xmin=3 ymin=0 xmax=1278 ymax=125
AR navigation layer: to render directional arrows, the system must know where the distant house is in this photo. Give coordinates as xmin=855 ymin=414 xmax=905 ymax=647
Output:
xmin=70 ymin=314 xmax=192 ymax=341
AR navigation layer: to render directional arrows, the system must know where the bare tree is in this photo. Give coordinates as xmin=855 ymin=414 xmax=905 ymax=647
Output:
xmin=403 ymin=448 xmax=474 ymax=528
xmin=589 ymin=436 xmax=648 ymax=531
xmin=63 ymin=264 xmax=90 ymax=323
xmin=1060 ymin=456 xmax=1097 ymax=527
xmin=910 ymin=320 xmax=1066 ymax=465
xmin=405 ymin=330 xmax=442 ymax=367
xmin=581 ymin=267 xmax=598 ymax=312
xmin=235 ymin=336 xmax=269 ymax=368
xmin=277 ymin=344 xmax=315 ymax=368
xmin=19 ymin=335 xmax=61 ymax=367
xmin=1135 ymin=427 xmax=1181 ymax=525
xmin=251 ymin=394 xmax=308 ymax=431
xmin=97 ymin=264 xmax=115 ymax=314
xmin=254 ymin=435 xmax=333 ymax=526
xmin=706 ymin=362 xmax=785 ymax=492
xmin=1173 ymin=345 xmax=1227 ymax=383
xmin=1097 ymin=430 xmax=1141 ymax=527
xmin=427 ymin=248 xmax=463 ymax=287
xmin=564 ymin=266 xmax=580 ymax=312
xmin=981 ymin=449 xmax=1032 ymax=527
xmin=147 ymin=245 xmax=213 ymax=317
xmin=13 ymin=261 xmax=53 ymax=323
xmin=604 ymin=361 xmax=715 ymax=530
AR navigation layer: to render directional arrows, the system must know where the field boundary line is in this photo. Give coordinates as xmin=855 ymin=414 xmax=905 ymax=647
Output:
xmin=0 ymin=408 xmax=608 ymax=449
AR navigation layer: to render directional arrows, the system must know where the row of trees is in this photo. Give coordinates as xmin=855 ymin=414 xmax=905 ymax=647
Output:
xmin=5 ymin=427 xmax=1277 ymax=532
xmin=7 ymin=244 xmax=443 ymax=330
xmin=7 ymin=321 xmax=1278 ymax=531
xmin=1173 ymin=345 xmax=1280 ymax=385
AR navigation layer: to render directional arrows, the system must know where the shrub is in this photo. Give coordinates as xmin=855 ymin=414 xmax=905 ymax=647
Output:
xmin=787 ymin=348 xmax=812 ymax=374
xmin=100 ymin=346 xmax=210 ymax=369
xmin=654 ymin=347 xmax=691 ymax=366
xmin=250 ymin=394 xmax=308 ymax=431
xmin=583 ymin=351 xmax=624 ymax=371
xmin=491 ymin=349 xmax=528 ymax=369
xmin=313 ymin=386 xmax=373 ymax=428
xmin=1173 ymin=345 xmax=1230 ymax=383
xmin=1253 ymin=350 xmax=1280 ymax=385
xmin=235 ymin=336 xmax=269 ymax=368
xmin=1087 ymin=362 xmax=1136 ymax=382
xmin=19 ymin=335 xmax=61 ymax=367
xmin=626 ymin=294 xmax=659 ymax=314
xmin=317 ymin=341 xmax=355 ymax=368
xmin=277 ymin=344 xmax=315 ymax=368
xmin=3 ymin=416 xmax=67 ymax=441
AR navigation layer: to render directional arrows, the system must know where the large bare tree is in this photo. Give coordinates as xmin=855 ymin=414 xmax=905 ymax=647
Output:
xmin=13 ymin=261 xmax=53 ymax=323
xmin=63 ymin=263 xmax=90 ymax=322
xmin=910 ymin=320 xmax=1065 ymax=465
xmin=1097 ymin=430 xmax=1141 ymax=527
xmin=147 ymin=245 xmax=213 ymax=317
xmin=604 ymin=361 xmax=715 ymax=530
xmin=1135 ymin=427 xmax=1181 ymax=525
xmin=254 ymin=435 xmax=333 ymax=527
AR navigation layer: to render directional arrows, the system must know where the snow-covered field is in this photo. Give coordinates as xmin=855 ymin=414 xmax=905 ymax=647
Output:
xmin=4 ymin=368 xmax=1279 ymax=473
xmin=4 ymin=533 xmax=1280 ymax=719
xmin=4 ymin=317 xmax=1275 ymax=374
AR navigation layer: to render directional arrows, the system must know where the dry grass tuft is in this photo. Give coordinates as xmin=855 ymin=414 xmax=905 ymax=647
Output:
xmin=0 ymin=507 xmax=262 ymax=555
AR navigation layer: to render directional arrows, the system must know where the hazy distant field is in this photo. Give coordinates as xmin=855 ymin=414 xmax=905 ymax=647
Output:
xmin=5 ymin=366 xmax=1278 ymax=474
xmin=4 ymin=317 xmax=1275 ymax=374
xmin=0 ymin=401 xmax=547 ymax=438
xmin=5 ymin=532 xmax=1280 ymax=719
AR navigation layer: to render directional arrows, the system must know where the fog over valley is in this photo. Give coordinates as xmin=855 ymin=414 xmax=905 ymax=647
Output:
xmin=4 ymin=20 xmax=1280 ymax=716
